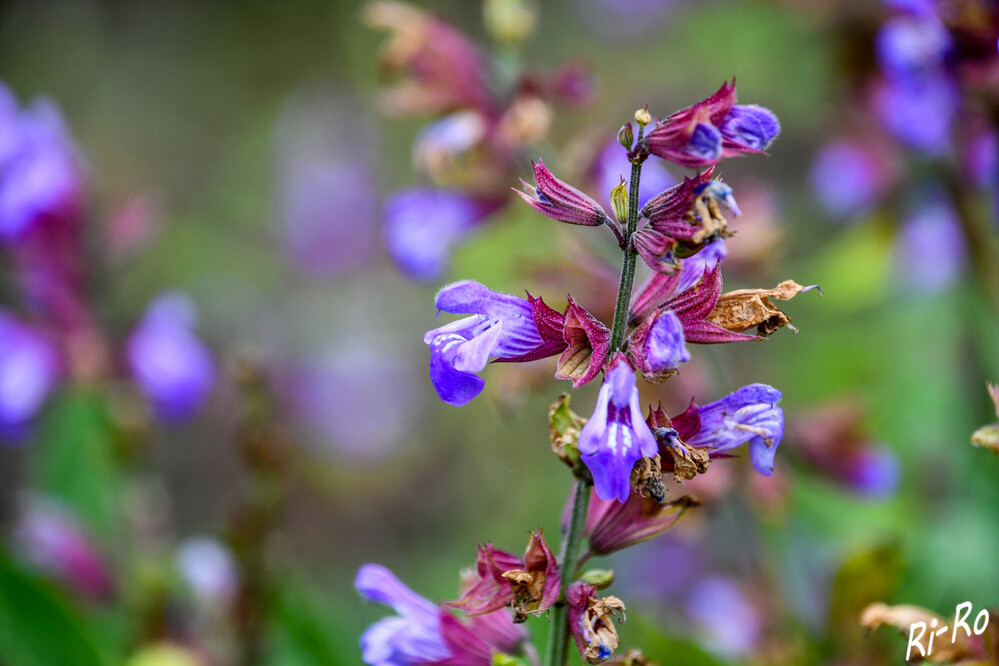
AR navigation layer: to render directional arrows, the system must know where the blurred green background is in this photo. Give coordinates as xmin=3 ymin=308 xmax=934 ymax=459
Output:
xmin=1 ymin=0 xmax=998 ymax=664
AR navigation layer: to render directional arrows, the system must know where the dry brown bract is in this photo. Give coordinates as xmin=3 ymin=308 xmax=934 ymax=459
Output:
xmin=708 ymin=280 xmax=820 ymax=336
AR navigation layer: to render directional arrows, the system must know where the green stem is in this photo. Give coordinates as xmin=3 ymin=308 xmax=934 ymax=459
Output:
xmin=608 ymin=158 xmax=643 ymax=353
xmin=544 ymin=476 xmax=591 ymax=666
xmin=544 ymin=156 xmax=645 ymax=666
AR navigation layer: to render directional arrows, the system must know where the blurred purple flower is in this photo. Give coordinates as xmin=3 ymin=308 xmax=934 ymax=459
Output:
xmin=14 ymin=494 xmax=112 ymax=600
xmin=274 ymin=89 xmax=380 ymax=277
xmin=576 ymin=0 xmax=677 ymax=41
xmin=424 ymin=281 xmax=564 ymax=407
xmin=965 ymin=130 xmax=997 ymax=190
xmin=384 ymin=189 xmax=497 ymax=281
xmin=874 ymin=74 xmax=958 ymax=156
xmin=579 ymin=354 xmax=659 ymax=503
xmin=686 ymin=576 xmax=762 ymax=659
xmin=175 ymin=537 xmax=238 ymax=608
xmin=876 ymin=14 xmax=951 ymax=80
xmin=280 ymin=161 xmax=379 ymax=277
xmin=284 ymin=343 xmax=419 ymax=461
xmin=810 ymin=140 xmax=889 ymax=219
xmin=894 ymin=193 xmax=965 ymax=292
xmin=126 ymin=292 xmax=214 ymax=421
xmin=684 ymin=384 xmax=784 ymax=476
xmin=356 ymin=564 xmax=452 ymax=665
xmin=0 ymin=83 xmax=84 ymax=244
xmin=592 ymin=135 xmax=677 ymax=212
xmin=845 ymin=446 xmax=901 ymax=498
xmin=0 ymin=311 xmax=59 ymax=435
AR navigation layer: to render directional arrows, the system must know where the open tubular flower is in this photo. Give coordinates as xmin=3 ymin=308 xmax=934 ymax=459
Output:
xmin=356 ymin=564 xmax=452 ymax=665
xmin=515 ymin=159 xmax=610 ymax=227
xmin=425 ymin=281 xmax=565 ymax=406
xmin=641 ymin=81 xmax=779 ymax=168
xmin=684 ymin=384 xmax=785 ymax=475
xmin=578 ymin=354 xmax=659 ymax=502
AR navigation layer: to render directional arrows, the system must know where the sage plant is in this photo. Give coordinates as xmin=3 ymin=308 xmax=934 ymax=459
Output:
xmin=357 ymin=83 xmax=817 ymax=665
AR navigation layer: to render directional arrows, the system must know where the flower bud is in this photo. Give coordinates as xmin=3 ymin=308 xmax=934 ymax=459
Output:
xmin=634 ymin=107 xmax=652 ymax=127
xmin=609 ymin=178 xmax=629 ymax=223
xmin=580 ymin=569 xmax=615 ymax=589
xmin=617 ymin=123 xmax=634 ymax=150
xmin=484 ymin=0 xmax=536 ymax=44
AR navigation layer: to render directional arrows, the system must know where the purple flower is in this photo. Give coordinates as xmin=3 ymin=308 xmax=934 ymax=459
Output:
xmin=516 ymin=159 xmax=609 ymax=227
xmin=719 ymin=105 xmax=780 ymax=152
xmin=686 ymin=576 xmax=762 ymax=659
xmin=279 ymin=161 xmax=378 ymax=277
xmin=0 ymin=312 xmax=58 ymax=434
xmin=627 ymin=308 xmax=690 ymax=380
xmin=126 ymin=292 xmax=215 ymax=421
xmin=384 ymin=189 xmax=497 ymax=281
xmin=964 ymin=131 xmax=996 ymax=190
xmin=0 ymin=84 xmax=83 ymax=243
xmin=643 ymin=82 xmax=779 ymax=168
xmin=175 ymin=537 xmax=238 ymax=608
xmin=578 ymin=354 xmax=659 ymax=502
xmin=876 ymin=14 xmax=950 ymax=80
xmin=591 ymin=135 xmax=677 ymax=211
xmin=356 ymin=564 xmax=452 ymax=665
xmin=894 ymin=193 xmax=965 ymax=292
xmin=874 ymin=74 xmax=958 ymax=155
xmin=845 ymin=446 xmax=901 ymax=498
xmin=424 ymin=281 xmax=564 ymax=407
xmin=674 ymin=238 xmax=727 ymax=296
xmin=14 ymin=494 xmax=112 ymax=600
xmin=810 ymin=140 xmax=888 ymax=219
xmin=684 ymin=384 xmax=784 ymax=476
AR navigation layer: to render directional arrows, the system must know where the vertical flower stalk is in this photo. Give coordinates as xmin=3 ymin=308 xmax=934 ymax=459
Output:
xmin=545 ymin=111 xmax=648 ymax=666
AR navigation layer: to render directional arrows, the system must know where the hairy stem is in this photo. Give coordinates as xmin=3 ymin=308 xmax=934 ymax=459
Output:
xmin=545 ymin=157 xmax=644 ymax=666
xmin=545 ymin=476 xmax=591 ymax=666
xmin=608 ymin=158 xmax=644 ymax=353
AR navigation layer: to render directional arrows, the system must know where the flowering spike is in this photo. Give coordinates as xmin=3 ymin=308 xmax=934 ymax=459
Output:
xmin=515 ymin=159 xmax=610 ymax=227
xmin=578 ymin=354 xmax=659 ymax=502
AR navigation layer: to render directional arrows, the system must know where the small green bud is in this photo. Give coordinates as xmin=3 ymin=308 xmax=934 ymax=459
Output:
xmin=580 ymin=568 xmax=615 ymax=589
xmin=610 ymin=177 xmax=629 ymax=223
xmin=635 ymin=106 xmax=652 ymax=127
xmin=617 ymin=123 xmax=634 ymax=150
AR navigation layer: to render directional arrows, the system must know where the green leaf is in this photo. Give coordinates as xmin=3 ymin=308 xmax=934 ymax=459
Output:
xmin=0 ymin=553 xmax=109 ymax=666
xmin=32 ymin=390 xmax=120 ymax=536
